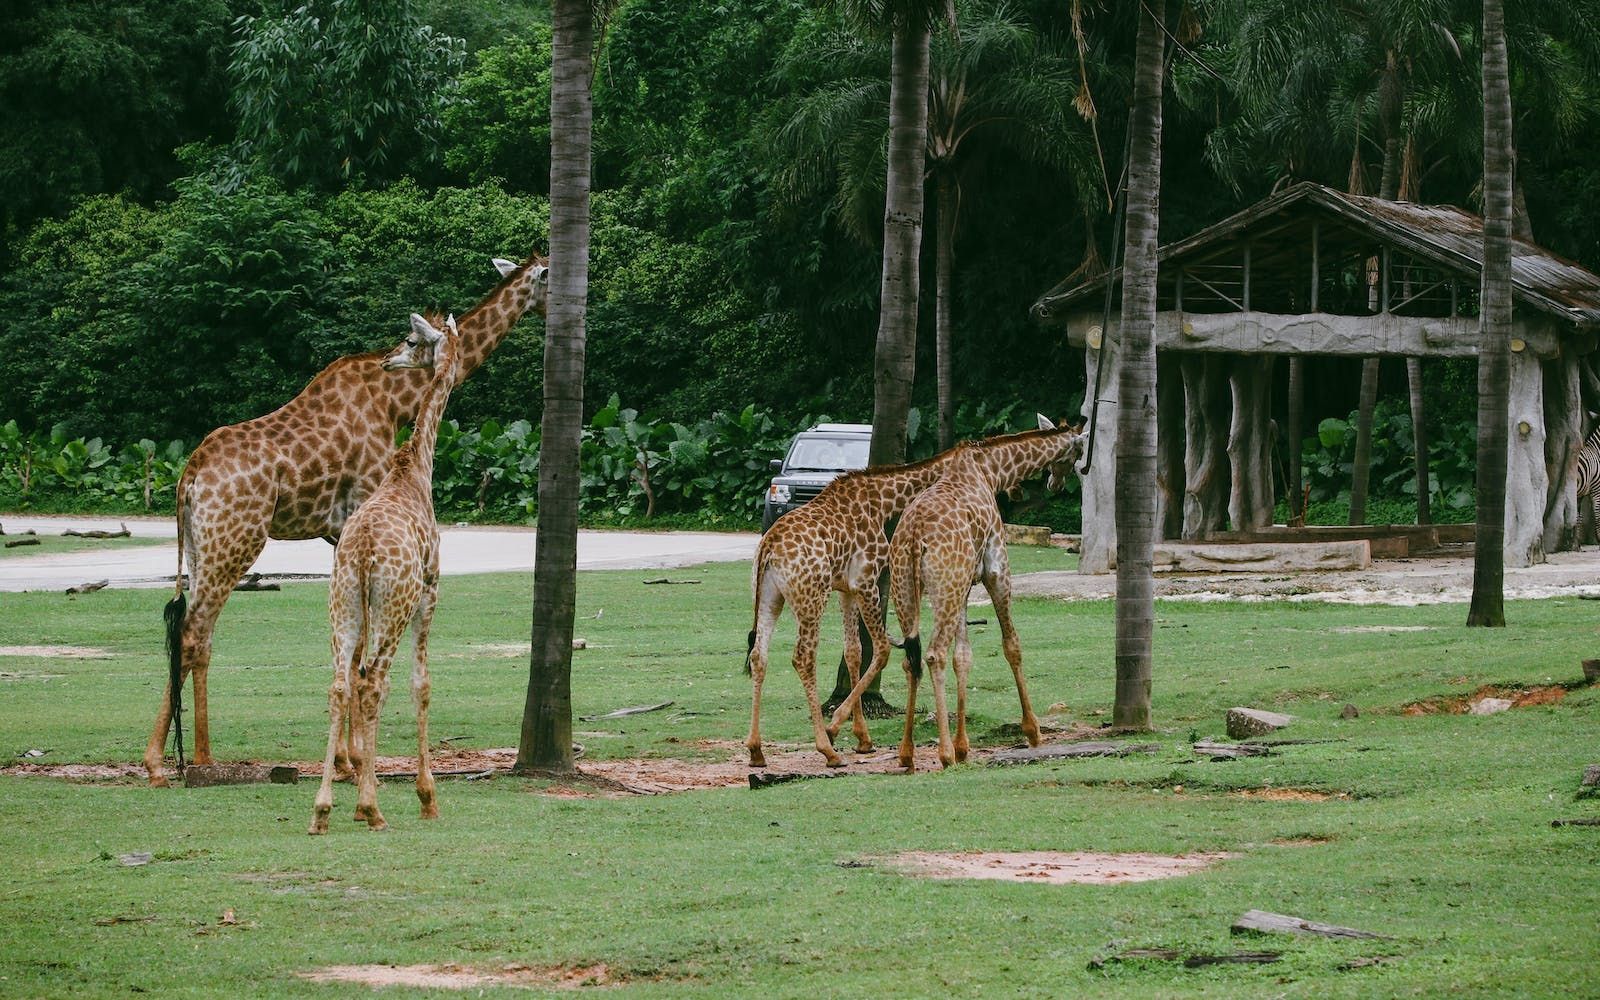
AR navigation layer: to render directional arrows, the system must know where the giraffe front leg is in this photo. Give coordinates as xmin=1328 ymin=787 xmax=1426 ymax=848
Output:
xmin=830 ymin=593 xmax=873 ymax=754
xmin=793 ymin=611 xmax=842 ymax=768
xmin=746 ymin=590 xmax=782 ymax=769
xmin=897 ymin=655 xmax=921 ymax=772
xmin=412 ymin=587 xmax=439 ymax=820
xmin=985 ymin=560 xmax=1040 ymax=747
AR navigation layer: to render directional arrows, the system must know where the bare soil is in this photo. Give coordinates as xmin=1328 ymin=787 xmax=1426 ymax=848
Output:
xmin=297 ymin=963 xmax=616 ymax=990
xmin=1231 ymin=787 xmax=1348 ymax=802
xmin=3 ymin=726 xmax=1107 ymax=789
xmin=1401 ymin=684 xmax=1568 ymax=716
xmin=880 ymin=850 xmax=1233 ymax=884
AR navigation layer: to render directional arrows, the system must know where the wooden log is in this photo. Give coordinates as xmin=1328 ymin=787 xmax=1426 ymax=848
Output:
xmin=1118 ymin=540 xmax=1371 ymax=573
xmin=986 ymin=741 xmax=1160 ymax=765
xmin=577 ymin=701 xmax=673 ymax=721
xmin=1550 ymin=817 xmax=1600 ymax=827
xmin=62 ymin=523 xmax=130 ymax=539
xmin=1181 ymin=354 xmax=1231 ymax=540
xmin=1227 ymin=356 xmax=1276 ymax=532
xmin=183 ymin=763 xmax=300 ymax=787
xmin=1231 ymin=909 xmax=1390 ymax=940
xmin=748 ymin=771 xmax=841 ymax=790
xmin=642 ymin=577 xmax=700 ymax=585
xmin=1088 ymin=949 xmax=1280 ymax=970
xmin=1201 ymin=527 xmax=1412 ymax=558
xmin=4 ymin=537 xmax=40 ymax=548
xmin=1434 ymin=523 xmax=1475 ymax=544
xmin=1193 ymin=740 xmax=1272 ymax=760
xmin=1226 ymin=707 xmax=1292 ymax=739
xmin=233 ymin=573 xmax=280 ymax=592
xmin=1002 ymin=524 xmax=1053 ymax=546
xmin=65 ymin=580 xmax=109 ymax=595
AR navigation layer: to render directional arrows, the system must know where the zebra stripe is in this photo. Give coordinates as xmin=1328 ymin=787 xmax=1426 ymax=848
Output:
xmin=1578 ymin=424 xmax=1600 ymax=532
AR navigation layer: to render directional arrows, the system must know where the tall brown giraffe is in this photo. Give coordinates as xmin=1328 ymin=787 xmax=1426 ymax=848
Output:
xmin=744 ymin=452 xmax=955 ymax=769
xmin=310 ymin=313 xmax=460 ymax=834
xmin=847 ymin=418 xmax=1084 ymax=771
xmin=147 ymin=254 xmax=549 ymax=787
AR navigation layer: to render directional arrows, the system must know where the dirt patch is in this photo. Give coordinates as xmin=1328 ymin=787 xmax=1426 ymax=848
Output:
xmin=1231 ymin=787 xmax=1348 ymax=802
xmin=298 ymin=963 xmax=616 ymax=990
xmin=1269 ymin=836 xmax=1334 ymax=846
xmin=1401 ymin=684 xmax=1567 ymax=716
xmin=0 ymin=645 xmax=112 ymax=659
xmin=8 ymin=726 xmax=1111 ymax=791
xmin=881 ymin=850 xmax=1232 ymax=884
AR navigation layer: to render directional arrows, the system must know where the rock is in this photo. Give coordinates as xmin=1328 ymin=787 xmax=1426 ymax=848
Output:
xmin=184 ymin=763 xmax=300 ymax=787
xmin=1340 ymin=703 xmax=1359 ymax=719
xmin=1050 ymin=533 xmax=1081 ymax=553
xmin=572 ymin=638 xmax=587 ymax=650
xmin=1232 ymin=909 xmax=1389 ymax=941
xmin=1226 ymin=707 xmax=1293 ymax=740
xmin=1467 ymin=698 xmax=1513 ymax=716
xmin=1581 ymin=764 xmax=1600 ymax=788
xmin=1003 ymin=524 xmax=1052 ymax=546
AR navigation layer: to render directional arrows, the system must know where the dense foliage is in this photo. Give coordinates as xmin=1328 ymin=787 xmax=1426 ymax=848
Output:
xmin=2 ymin=0 xmax=1597 ymax=524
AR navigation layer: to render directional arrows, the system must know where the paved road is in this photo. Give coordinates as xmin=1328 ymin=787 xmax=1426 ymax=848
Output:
xmin=0 ymin=515 xmax=758 ymax=592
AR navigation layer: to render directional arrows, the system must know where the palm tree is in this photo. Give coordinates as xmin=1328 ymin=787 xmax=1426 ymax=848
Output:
xmin=515 ymin=0 xmax=592 ymax=773
xmin=1112 ymin=0 xmax=1164 ymax=731
xmin=1468 ymin=0 xmax=1511 ymax=627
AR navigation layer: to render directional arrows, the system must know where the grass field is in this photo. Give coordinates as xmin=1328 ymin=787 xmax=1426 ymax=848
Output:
xmin=1 ymin=554 xmax=1596 ymax=998
xmin=0 ymin=532 xmax=165 ymax=560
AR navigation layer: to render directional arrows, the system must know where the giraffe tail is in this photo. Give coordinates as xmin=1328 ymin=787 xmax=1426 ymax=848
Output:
xmin=744 ymin=543 xmax=771 ymax=676
xmin=889 ymin=530 xmax=922 ymax=681
xmin=163 ymin=479 xmax=188 ymax=771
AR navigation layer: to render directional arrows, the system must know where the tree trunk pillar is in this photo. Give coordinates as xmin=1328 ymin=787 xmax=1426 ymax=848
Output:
xmin=1078 ymin=335 xmax=1119 ymax=574
xmin=1505 ymin=344 xmax=1548 ymax=568
xmin=1542 ymin=348 xmax=1582 ymax=553
xmin=1155 ymin=353 xmax=1185 ymax=540
xmin=1181 ymin=354 xmax=1232 ymax=538
xmin=1228 ymin=356 xmax=1276 ymax=532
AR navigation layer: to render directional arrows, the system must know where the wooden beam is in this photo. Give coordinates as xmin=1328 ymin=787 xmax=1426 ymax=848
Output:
xmin=1066 ymin=310 xmax=1562 ymax=358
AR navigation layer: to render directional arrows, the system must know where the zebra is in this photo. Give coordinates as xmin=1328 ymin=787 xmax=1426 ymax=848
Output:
xmin=1579 ymin=424 xmax=1600 ymax=544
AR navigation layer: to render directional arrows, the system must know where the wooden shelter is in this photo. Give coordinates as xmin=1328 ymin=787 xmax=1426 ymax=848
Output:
xmin=1031 ymin=182 xmax=1600 ymax=573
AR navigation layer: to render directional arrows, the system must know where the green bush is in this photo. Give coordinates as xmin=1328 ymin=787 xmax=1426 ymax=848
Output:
xmin=1299 ymin=401 xmax=1477 ymax=516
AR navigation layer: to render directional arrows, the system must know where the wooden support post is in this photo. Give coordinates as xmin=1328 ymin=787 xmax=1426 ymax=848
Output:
xmin=1155 ymin=354 xmax=1186 ymax=540
xmin=1078 ymin=334 xmax=1118 ymax=573
xmin=1228 ymin=356 xmax=1276 ymax=532
xmin=1542 ymin=349 xmax=1583 ymax=553
xmin=1506 ymin=338 xmax=1549 ymax=567
xmin=1242 ymin=242 xmax=1252 ymax=311
xmin=1181 ymin=354 xmax=1232 ymax=539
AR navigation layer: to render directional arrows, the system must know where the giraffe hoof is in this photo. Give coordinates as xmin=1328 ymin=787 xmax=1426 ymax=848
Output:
xmin=854 ymin=742 xmax=874 ymax=754
xmin=308 ymin=816 xmax=330 ymax=836
xmin=366 ymin=817 xmax=388 ymax=832
xmin=148 ymin=774 xmax=169 ymax=789
xmin=824 ymin=757 xmax=845 ymax=769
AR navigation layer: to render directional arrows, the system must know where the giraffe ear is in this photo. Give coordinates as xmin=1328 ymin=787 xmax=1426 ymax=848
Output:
xmin=530 ymin=264 xmax=549 ymax=286
xmin=492 ymin=257 xmax=518 ymax=278
xmin=1036 ymin=413 xmax=1053 ymax=431
xmin=410 ymin=313 xmax=445 ymax=344
xmin=445 ymin=314 xmax=459 ymax=337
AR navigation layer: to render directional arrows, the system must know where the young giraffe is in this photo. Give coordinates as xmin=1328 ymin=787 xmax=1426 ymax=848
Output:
xmin=310 ymin=313 xmax=460 ymax=834
xmin=841 ymin=418 xmax=1084 ymax=771
xmin=148 ymin=255 xmax=548 ymax=787
xmin=744 ymin=453 xmax=957 ymax=768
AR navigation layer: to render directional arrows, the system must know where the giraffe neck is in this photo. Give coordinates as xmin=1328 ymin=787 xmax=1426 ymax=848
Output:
xmin=455 ymin=258 xmax=548 ymax=381
xmin=972 ymin=428 xmax=1074 ymax=493
xmin=401 ymin=350 xmax=459 ymax=486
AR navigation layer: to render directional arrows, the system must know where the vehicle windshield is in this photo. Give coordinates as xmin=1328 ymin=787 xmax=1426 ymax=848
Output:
xmin=784 ymin=436 xmax=871 ymax=473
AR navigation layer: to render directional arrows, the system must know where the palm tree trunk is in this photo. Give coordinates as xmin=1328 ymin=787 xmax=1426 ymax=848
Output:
xmin=868 ymin=16 xmax=931 ymax=468
xmin=1112 ymin=0 xmax=1164 ymax=732
xmin=1408 ymin=357 xmax=1430 ymax=524
xmin=935 ymin=171 xmax=955 ymax=452
xmin=515 ymin=0 xmax=591 ymax=772
xmin=1469 ymin=0 xmax=1511 ymax=627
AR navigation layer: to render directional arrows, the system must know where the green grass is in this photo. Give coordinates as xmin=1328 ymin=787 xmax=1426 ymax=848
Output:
xmin=1 ymin=561 xmax=1596 ymax=998
xmin=0 ymin=532 xmax=165 ymax=560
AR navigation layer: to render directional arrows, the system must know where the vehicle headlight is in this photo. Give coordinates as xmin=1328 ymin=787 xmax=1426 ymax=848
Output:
xmin=768 ymin=484 xmax=792 ymax=503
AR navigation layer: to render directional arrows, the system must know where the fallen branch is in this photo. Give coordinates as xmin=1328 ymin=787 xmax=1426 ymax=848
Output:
xmin=1088 ymin=948 xmax=1280 ymax=970
xmin=642 ymin=577 xmax=700 ymax=585
xmin=1194 ymin=740 xmax=1272 ymax=760
xmin=232 ymin=574 xmax=281 ymax=592
xmin=4 ymin=537 xmax=40 ymax=548
xmin=1231 ymin=909 xmax=1390 ymax=940
xmin=578 ymin=701 xmax=673 ymax=721
xmin=65 ymin=580 xmax=109 ymax=595
xmin=62 ymin=523 xmax=130 ymax=539
xmin=749 ymin=770 xmax=841 ymax=790
xmin=1550 ymin=817 xmax=1600 ymax=827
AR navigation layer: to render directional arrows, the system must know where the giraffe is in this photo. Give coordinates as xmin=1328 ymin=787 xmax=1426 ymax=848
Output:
xmin=310 ymin=312 xmax=459 ymax=834
xmin=744 ymin=452 xmax=956 ymax=769
xmin=843 ymin=417 xmax=1084 ymax=771
xmin=146 ymin=254 xmax=548 ymax=787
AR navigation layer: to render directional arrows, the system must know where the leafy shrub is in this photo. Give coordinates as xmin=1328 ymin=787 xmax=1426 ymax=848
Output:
xmin=1298 ymin=401 xmax=1476 ymax=515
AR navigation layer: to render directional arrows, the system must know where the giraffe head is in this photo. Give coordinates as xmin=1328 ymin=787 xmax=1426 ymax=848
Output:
xmin=492 ymin=254 xmax=551 ymax=315
xmin=1037 ymin=413 xmax=1087 ymax=493
xmin=384 ymin=313 xmax=460 ymax=383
